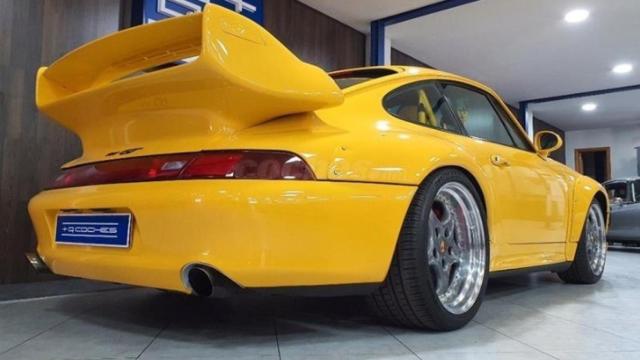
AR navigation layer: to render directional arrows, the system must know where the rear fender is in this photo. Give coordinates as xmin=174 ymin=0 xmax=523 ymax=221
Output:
xmin=325 ymin=126 xmax=496 ymax=242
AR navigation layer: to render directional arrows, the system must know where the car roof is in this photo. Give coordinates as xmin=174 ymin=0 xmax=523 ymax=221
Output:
xmin=330 ymin=65 xmax=455 ymax=79
xmin=603 ymin=177 xmax=640 ymax=184
xmin=328 ymin=65 xmax=535 ymax=151
xmin=329 ymin=66 xmax=499 ymax=97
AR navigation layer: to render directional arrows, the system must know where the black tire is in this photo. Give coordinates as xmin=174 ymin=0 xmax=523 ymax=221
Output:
xmin=369 ymin=168 xmax=489 ymax=331
xmin=558 ymin=200 xmax=606 ymax=284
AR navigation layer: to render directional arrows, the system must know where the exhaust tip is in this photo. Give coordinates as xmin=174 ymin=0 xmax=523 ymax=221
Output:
xmin=25 ymin=253 xmax=50 ymax=273
xmin=187 ymin=266 xmax=214 ymax=297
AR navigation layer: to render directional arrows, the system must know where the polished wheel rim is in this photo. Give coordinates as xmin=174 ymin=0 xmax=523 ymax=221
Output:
xmin=585 ymin=203 xmax=607 ymax=276
xmin=427 ymin=182 xmax=486 ymax=315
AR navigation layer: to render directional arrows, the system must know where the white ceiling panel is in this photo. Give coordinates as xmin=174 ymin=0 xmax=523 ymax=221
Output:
xmin=387 ymin=0 xmax=640 ymax=103
xmin=530 ymin=90 xmax=640 ymax=131
xmin=298 ymin=0 xmax=442 ymax=32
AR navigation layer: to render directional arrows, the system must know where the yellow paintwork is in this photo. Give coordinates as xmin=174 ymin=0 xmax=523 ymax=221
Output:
xmin=29 ymin=181 xmax=415 ymax=290
xmin=29 ymin=4 xmax=608 ymax=293
xmin=35 ymin=5 xmax=342 ymax=167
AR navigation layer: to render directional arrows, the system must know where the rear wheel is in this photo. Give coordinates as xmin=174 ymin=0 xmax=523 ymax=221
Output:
xmin=370 ymin=169 xmax=489 ymax=330
xmin=558 ymin=200 xmax=607 ymax=284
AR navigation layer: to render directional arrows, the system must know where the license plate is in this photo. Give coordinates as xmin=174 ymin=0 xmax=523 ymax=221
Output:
xmin=55 ymin=213 xmax=132 ymax=248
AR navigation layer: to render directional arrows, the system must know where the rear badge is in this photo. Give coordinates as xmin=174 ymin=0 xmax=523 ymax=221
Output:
xmin=105 ymin=147 xmax=143 ymax=157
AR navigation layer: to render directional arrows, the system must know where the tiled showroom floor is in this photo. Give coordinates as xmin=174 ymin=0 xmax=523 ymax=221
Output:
xmin=1 ymin=248 xmax=640 ymax=360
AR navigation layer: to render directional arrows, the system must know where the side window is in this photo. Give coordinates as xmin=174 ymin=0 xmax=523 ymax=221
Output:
xmin=606 ymin=182 xmax=629 ymax=202
xmin=633 ymin=180 xmax=640 ymax=202
xmin=383 ymin=81 xmax=463 ymax=134
xmin=489 ymin=98 xmax=534 ymax=151
xmin=441 ymin=83 xmax=516 ymax=148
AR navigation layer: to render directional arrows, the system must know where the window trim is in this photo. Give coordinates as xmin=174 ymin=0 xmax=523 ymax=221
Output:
xmin=381 ymin=80 xmax=468 ymax=136
xmin=487 ymin=96 xmax=535 ymax=152
xmin=632 ymin=180 xmax=640 ymax=203
xmin=437 ymin=80 xmax=536 ymax=153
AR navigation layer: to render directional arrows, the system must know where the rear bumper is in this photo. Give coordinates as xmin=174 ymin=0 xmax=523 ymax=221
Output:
xmin=28 ymin=180 xmax=415 ymax=293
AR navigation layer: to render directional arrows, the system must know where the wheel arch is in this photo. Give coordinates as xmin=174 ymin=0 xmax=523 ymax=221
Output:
xmin=419 ymin=165 xmax=488 ymax=214
xmin=569 ymin=176 xmax=610 ymax=244
xmin=594 ymin=190 xmax=609 ymax=228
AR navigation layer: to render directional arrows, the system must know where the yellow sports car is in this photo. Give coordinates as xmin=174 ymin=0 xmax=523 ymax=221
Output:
xmin=28 ymin=5 xmax=608 ymax=330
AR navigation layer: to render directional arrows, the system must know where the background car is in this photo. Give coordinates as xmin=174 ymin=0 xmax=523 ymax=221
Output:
xmin=604 ymin=178 xmax=640 ymax=245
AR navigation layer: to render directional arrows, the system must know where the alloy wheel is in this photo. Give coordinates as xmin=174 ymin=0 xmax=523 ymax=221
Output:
xmin=427 ymin=182 xmax=486 ymax=315
xmin=585 ymin=203 xmax=607 ymax=276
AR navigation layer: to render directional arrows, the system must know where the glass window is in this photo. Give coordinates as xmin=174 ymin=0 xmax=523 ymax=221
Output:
xmin=441 ymin=83 xmax=516 ymax=148
xmin=330 ymin=69 xmax=397 ymax=89
xmin=383 ymin=81 xmax=463 ymax=134
xmin=605 ymin=182 xmax=630 ymax=202
xmin=489 ymin=98 xmax=534 ymax=151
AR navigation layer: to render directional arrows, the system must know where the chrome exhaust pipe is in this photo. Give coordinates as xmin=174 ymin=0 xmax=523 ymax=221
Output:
xmin=186 ymin=266 xmax=214 ymax=297
xmin=25 ymin=253 xmax=51 ymax=273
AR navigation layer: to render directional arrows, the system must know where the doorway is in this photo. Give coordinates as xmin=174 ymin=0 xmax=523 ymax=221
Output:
xmin=575 ymin=147 xmax=611 ymax=183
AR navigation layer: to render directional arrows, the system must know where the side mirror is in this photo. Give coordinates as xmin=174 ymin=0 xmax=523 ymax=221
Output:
xmin=534 ymin=131 xmax=563 ymax=158
xmin=612 ymin=197 xmax=625 ymax=207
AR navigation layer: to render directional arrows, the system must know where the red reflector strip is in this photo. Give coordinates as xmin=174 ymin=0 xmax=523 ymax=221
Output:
xmin=49 ymin=151 xmax=315 ymax=189
xmin=180 ymin=152 xmax=315 ymax=180
xmin=179 ymin=153 xmax=242 ymax=179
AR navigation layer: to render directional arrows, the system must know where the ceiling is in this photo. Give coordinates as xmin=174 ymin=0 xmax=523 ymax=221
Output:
xmin=530 ymin=89 xmax=640 ymax=131
xmin=299 ymin=0 xmax=640 ymax=131
xmin=298 ymin=0 xmax=442 ymax=33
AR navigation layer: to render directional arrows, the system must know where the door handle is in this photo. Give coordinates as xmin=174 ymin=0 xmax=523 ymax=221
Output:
xmin=490 ymin=154 xmax=510 ymax=167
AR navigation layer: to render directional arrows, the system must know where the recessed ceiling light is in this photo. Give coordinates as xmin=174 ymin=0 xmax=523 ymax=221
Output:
xmin=582 ymin=103 xmax=597 ymax=111
xmin=564 ymin=9 xmax=590 ymax=23
xmin=612 ymin=63 xmax=633 ymax=74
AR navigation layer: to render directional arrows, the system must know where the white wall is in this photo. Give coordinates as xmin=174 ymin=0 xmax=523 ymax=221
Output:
xmin=565 ymin=124 xmax=640 ymax=179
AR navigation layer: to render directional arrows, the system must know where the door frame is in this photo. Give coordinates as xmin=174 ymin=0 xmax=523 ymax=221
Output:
xmin=574 ymin=146 xmax=611 ymax=181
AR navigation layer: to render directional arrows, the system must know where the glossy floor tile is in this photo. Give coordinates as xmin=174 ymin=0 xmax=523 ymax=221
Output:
xmin=1 ymin=248 xmax=640 ymax=360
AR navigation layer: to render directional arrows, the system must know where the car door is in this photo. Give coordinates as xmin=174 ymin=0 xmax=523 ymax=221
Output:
xmin=606 ymin=181 xmax=630 ymax=239
xmin=613 ymin=180 xmax=640 ymax=240
xmin=439 ymin=82 xmax=570 ymax=247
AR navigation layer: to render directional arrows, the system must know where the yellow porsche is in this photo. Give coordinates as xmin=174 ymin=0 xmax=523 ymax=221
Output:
xmin=28 ymin=5 xmax=608 ymax=330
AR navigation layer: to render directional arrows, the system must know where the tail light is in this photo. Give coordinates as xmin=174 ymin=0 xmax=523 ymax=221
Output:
xmin=49 ymin=151 xmax=315 ymax=189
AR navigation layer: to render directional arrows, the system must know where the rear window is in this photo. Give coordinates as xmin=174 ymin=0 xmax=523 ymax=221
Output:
xmin=330 ymin=69 xmax=397 ymax=89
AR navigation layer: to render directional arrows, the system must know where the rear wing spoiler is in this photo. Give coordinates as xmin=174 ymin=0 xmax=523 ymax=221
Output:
xmin=36 ymin=4 xmax=343 ymax=135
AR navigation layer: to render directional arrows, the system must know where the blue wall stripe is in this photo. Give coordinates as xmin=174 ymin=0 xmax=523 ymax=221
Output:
xmin=370 ymin=20 xmax=385 ymax=66
xmin=522 ymin=83 xmax=640 ymax=104
xmin=379 ymin=0 xmax=480 ymax=26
